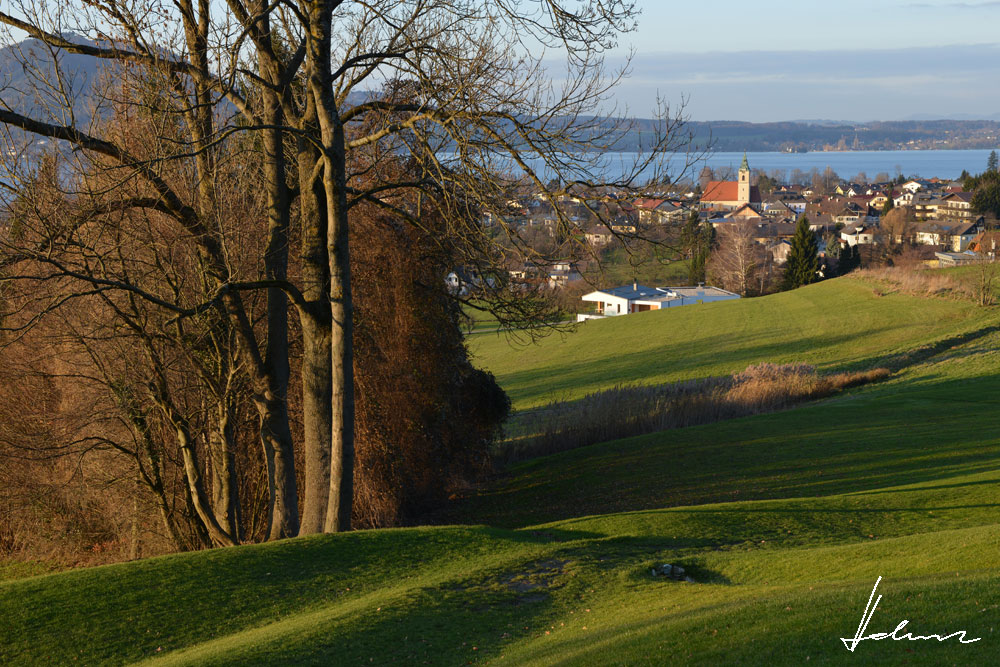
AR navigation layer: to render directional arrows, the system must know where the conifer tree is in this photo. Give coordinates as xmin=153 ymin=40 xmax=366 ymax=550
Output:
xmin=783 ymin=216 xmax=820 ymax=289
xmin=988 ymin=150 xmax=998 ymax=174
xmin=683 ymin=210 xmax=714 ymax=284
xmin=840 ymin=244 xmax=861 ymax=274
xmin=882 ymin=194 xmax=894 ymax=216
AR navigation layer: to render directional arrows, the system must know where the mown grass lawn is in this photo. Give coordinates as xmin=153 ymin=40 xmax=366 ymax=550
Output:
xmin=4 ymin=275 xmax=1000 ymax=665
xmin=451 ymin=336 xmax=1000 ymax=528
xmin=4 ymin=471 xmax=998 ymax=665
xmin=469 ymin=277 xmax=988 ymax=409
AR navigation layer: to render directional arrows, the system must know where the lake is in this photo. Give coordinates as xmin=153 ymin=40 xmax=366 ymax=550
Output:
xmin=509 ymin=149 xmax=997 ymax=183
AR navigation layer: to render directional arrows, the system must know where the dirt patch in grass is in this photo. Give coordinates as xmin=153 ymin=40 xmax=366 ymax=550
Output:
xmin=502 ymin=559 xmax=568 ymax=593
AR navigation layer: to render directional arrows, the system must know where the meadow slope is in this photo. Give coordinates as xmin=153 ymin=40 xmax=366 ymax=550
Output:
xmin=4 ymin=275 xmax=1000 ymax=665
xmin=469 ymin=278 xmax=988 ymax=409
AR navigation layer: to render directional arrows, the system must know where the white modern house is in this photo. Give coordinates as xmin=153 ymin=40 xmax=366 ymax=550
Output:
xmin=578 ymin=283 xmax=740 ymax=321
xmin=841 ymin=225 xmax=877 ymax=246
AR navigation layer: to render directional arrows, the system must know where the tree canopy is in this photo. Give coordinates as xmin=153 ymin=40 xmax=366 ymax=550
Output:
xmin=0 ymin=1 xmax=691 ymax=548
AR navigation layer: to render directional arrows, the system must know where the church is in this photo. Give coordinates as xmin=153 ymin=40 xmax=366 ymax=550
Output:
xmin=700 ymin=153 xmax=762 ymax=211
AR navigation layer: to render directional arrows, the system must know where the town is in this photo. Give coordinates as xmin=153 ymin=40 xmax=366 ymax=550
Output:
xmin=489 ymin=152 xmax=1000 ymax=309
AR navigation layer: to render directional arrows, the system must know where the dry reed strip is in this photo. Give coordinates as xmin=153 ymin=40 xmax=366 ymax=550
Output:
xmin=500 ymin=364 xmax=891 ymax=465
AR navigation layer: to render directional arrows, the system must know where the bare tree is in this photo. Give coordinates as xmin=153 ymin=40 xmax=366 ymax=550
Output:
xmin=880 ymin=207 xmax=916 ymax=245
xmin=0 ymin=0 xmax=691 ymax=540
xmin=707 ymin=220 xmax=766 ymax=297
xmin=974 ymin=242 xmax=998 ymax=307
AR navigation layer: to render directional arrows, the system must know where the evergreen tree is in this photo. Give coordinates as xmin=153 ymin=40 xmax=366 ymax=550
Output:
xmin=783 ymin=216 xmax=820 ymax=289
xmin=988 ymin=150 xmax=998 ymax=173
xmin=882 ymin=194 xmax=894 ymax=216
xmin=680 ymin=210 xmax=700 ymax=256
xmin=971 ymin=181 xmax=1000 ymax=219
xmin=840 ymin=244 xmax=861 ymax=274
xmin=689 ymin=223 xmax=714 ymax=284
xmin=683 ymin=210 xmax=714 ymax=284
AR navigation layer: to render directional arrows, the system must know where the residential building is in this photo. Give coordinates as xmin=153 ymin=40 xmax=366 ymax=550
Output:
xmin=578 ymin=283 xmax=740 ymax=321
xmin=634 ymin=198 xmax=687 ymax=225
xmin=841 ymin=225 xmax=877 ymax=246
xmin=937 ymin=192 xmax=976 ymax=221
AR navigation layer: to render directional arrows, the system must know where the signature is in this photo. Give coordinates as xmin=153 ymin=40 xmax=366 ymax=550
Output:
xmin=841 ymin=576 xmax=982 ymax=652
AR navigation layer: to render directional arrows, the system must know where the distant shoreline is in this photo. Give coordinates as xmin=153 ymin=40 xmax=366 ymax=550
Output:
xmin=510 ymin=149 xmax=996 ymax=182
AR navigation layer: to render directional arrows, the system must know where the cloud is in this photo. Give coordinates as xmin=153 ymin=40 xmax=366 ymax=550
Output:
xmin=902 ymin=1 xmax=1000 ymax=8
xmin=580 ymin=44 xmax=1000 ymax=122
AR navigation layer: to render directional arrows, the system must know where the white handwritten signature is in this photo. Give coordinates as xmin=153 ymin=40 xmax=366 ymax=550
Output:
xmin=841 ymin=576 xmax=982 ymax=652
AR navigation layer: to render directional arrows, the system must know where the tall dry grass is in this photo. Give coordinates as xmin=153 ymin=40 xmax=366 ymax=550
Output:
xmin=500 ymin=363 xmax=890 ymax=465
xmin=854 ymin=266 xmax=973 ymax=301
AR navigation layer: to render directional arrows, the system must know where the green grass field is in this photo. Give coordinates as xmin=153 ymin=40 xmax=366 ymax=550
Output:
xmin=4 ymin=274 xmax=1000 ymax=665
xmin=469 ymin=278 xmax=989 ymax=409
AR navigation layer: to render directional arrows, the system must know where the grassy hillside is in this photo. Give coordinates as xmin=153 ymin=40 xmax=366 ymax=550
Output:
xmin=453 ymin=332 xmax=1000 ymax=527
xmin=469 ymin=277 xmax=987 ymax=409
xmin=4 ymin=470 xmax=998 ymax=664
xmin=4 ymin=275 xmax=1000 ymax=665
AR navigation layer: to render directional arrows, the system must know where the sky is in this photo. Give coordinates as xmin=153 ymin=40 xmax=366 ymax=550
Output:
xmin=602 ymin=0 xmax=1000 ymax=122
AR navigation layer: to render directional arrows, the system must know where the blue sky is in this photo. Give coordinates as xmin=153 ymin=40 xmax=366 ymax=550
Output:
xmin=600 ymin=1 xmax=1000 ymax=122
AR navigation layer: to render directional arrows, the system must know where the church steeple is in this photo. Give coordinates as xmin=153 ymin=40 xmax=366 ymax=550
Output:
xmin=737 ymin=151 xmax=751 ymax=204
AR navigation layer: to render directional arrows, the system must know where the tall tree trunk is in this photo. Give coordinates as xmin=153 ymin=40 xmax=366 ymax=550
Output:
xmin=298 ymin=129 xmax=334 ymax=534
xmin=171 ymin=419 xmax=237 ymax=547
xmin=323 ymin=143 xmax=355 ymax=533
xmin=308 ymin=2 xmax=355 ymax=532
xmin=260 ymin=92 xmax=300 ymax=540
xmin=209 ymin=398 xmax=242 ymax=541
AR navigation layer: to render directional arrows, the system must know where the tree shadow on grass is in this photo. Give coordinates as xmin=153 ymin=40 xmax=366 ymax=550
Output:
xmin=447 ymin=369 xmax=1000 ymax=529
xmin=498 ymin=329 xmax=882 ymax=406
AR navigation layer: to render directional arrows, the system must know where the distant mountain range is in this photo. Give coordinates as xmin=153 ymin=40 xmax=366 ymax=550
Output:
xmin=0 ymin=35 xmax=997 ymax=155
xmin=616 ymin=118 xmax=1000 ymax=153
xmin=0 ymin=33 xmax=109 ymax=130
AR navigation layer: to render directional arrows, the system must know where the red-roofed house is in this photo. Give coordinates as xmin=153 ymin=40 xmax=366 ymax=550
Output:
xmin=634 ymin=198 xmax=686 ymax=225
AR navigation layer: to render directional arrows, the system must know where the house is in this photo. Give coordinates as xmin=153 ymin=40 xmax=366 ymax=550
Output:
xmin=753 ymin=222 xmax=797 ymax=243
xmin=832 ymin=204 xmax=865 ymax=225
xmin=508 ymin=260 xmax=580 ymax=288
xmin=634 ymin=198 xmax=686 ymax=225
xmin=584 ymin=226 xmax=614 ymax=247
xmin=901 ymin=179 xmax=932 ymax=194
xmin=725 ymin=203 xmax=765 ymax=222
xmin=937 ymin=192 xmax=976 ymax=221
xmin=609 ymin=219 xmax=637 ymax=234
xmin=578 ymin=283 xmax=740 ymax=321
xmin=783 ymin=198 xmax=808 ymax=214
xmin=967 ymin=231 xmax=1000 ymax=256
xmin=912 ymin=220 xmax=981 ymax=251
xmin=768 ymin=239 xmax=792 ymax=264
xmin=836 ymin=183 xmax=867 ymax=197
xmin=700 ymin=153 xmax=762 ymax=211
xmin=841 ymin=225 xmax=877 ymax=246
xmin=935 ymin=251 xmax=979 ymax=267
xmin=547 ymin=261 xmax=581 ymax=288
xmin=760 ymin=196 xmax=797 ymax=218
xmin=446 ymin=268 xmax=480 ymax=295
xmin=868 ymin=191 xmax=890 ymax=209
xmin=913 ymin=197 xmax=943 ymax=220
